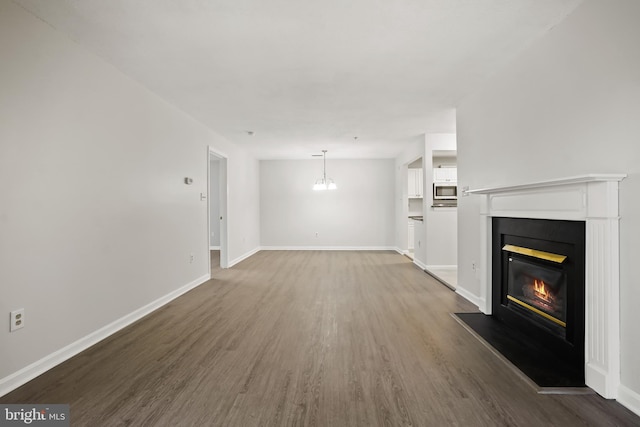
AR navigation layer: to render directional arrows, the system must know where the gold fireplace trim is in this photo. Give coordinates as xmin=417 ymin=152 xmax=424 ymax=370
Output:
xmin=502 ymin=244 xmax=567 ymax=263
xmin=506 ymin=295 xmax=567 ymax=328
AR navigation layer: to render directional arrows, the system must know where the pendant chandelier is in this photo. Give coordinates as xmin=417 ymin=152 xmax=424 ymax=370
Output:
xmin=313 ymin=150 xmax=337 ymax=191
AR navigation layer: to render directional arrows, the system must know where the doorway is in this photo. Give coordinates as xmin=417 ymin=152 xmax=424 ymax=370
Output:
xmin=208 ymin=147 xmax=229 ymax=272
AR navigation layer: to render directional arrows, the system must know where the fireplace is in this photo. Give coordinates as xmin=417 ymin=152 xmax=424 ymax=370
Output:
xmin=464 ymin=174 xmax=625 ymax=397
xmin=492 ymin=217 xmax=585 ymax=379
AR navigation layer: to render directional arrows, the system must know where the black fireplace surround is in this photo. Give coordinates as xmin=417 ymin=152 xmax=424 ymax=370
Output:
xmin=492 ymin=217 xmax=586 ymax=384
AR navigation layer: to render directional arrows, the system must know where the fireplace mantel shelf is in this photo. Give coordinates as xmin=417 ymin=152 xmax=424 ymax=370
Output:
xmin=466 ymin=174 xmax=626 ymax=195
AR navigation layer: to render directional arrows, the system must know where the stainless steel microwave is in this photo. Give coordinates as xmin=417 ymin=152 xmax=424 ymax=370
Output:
xmin=433 ymin=183 xmax=457 ymax=200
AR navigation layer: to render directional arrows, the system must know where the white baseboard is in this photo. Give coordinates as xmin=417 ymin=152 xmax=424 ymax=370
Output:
xmin=455 ymin=286 xmax=484 ymax=309
xmin=413 ymin=258 xmax=427 ymax=270
xmin=425 ymin=265 xmax=457 ymax=270
xmin=228 ymin=247 xmax=260 ymax=267
xmin=260 ymin=246 xmax=397 ymax=251
xmin=618 ymin=383 xmax=640 ymax=417
xmin=226 ymin=246 xmax=400 ymax=268
xmin=0 ymin=273 xmax=211 ymax=398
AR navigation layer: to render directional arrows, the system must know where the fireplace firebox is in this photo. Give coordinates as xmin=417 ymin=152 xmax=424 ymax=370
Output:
xmin=505 ymin=246 xmax=567 ymax=339
xmin=492 ymin=217 xmax=585 ymax=383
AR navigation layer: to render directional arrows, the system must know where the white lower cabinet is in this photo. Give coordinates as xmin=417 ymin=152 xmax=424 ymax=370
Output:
xmin=408 ymin=220 xmax=415 ymax=250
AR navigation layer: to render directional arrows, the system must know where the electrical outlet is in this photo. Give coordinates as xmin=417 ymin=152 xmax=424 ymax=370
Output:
xmin=473 ymin=261 xmax=481 ymax=280
xmin=315 ymin=232 xmax=319 ymax=238
xmin=189 ymin=253 xmax=195 ymax=263
xmin=10 ymin=309 xmax=24 ymax=332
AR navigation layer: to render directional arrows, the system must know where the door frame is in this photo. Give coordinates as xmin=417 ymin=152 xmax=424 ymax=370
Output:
xmin=208 ymin=147 xmax=229 ymax=270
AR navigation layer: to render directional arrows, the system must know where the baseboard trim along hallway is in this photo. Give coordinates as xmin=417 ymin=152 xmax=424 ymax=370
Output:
xmin=618 ymin=384 xmax=640 ymax=418
xmin=0 ymin=273 xmax=211 ymax=397
xmin=260 ymin=246 xmax=397 ymax=251
xmin=228 ymin=247 xmax=260 ymax=267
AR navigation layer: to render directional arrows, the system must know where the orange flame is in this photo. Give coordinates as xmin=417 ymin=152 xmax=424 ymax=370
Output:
xmin=533 ymin=279 xmax=551 ymax=302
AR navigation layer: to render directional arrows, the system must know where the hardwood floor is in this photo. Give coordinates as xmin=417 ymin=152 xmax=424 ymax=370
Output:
xmin=2 ymin=251 xmax=638 ymax=426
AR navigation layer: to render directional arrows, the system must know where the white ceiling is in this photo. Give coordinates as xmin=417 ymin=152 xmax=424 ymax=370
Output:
xmin=14 ymin=0 xmax=581 ymax=159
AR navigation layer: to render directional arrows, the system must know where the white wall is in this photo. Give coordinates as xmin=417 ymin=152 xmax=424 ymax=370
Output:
xmin=456 ymin=0 xmax=640 ymax=411
xmin=432 ymin=155 xmax=456 ymax=168
xmin=425 ymin=209 xmax=457 ymax=267
xmin=408 ymin=198 xmax=423 ymax=215
xmin=260 ymin=159 xmax=395 ymax=248
xmin=0 ymin=1 xmax=260 ymax=394
xmin=226 ymin=152 xmax=261 ymax=265
xmin=412 ymin=219 xmax=426 ymax=266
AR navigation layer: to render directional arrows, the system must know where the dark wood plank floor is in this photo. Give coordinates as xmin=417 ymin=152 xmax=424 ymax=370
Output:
xmin=2 ymin=251 xmax=638 ymax=426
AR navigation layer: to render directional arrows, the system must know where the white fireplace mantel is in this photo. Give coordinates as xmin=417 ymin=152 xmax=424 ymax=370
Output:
xmin=466 ymin=174 xmax=626 ymax=399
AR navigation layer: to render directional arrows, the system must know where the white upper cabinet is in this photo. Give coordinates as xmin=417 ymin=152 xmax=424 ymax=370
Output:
xmin=408 ymin=168 xmax=423 ymax=198
xmin=433 ymin=167 xmax=457 ymax=183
